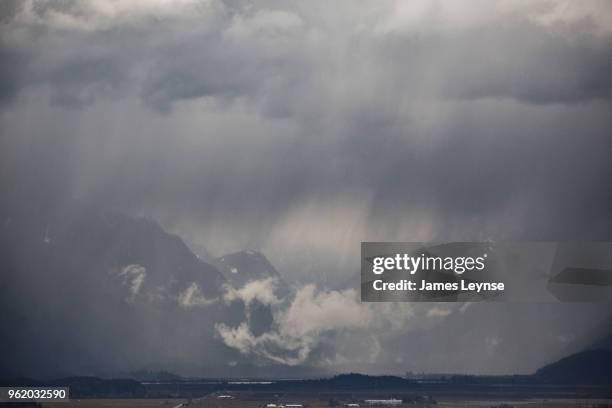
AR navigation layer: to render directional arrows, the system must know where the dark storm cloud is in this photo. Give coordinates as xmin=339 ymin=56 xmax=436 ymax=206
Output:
xmin=36 ymin=55 xmax=127 ymax=108
xmin=1 ymin=0 xmax=611 ymax=272
xmin=439 ymin=25 xmax=612 ymax=104
xmin=1 ymin=0 xmax=612 ymax=375
xmin=2 ymin=1 xmax=611 ymax=114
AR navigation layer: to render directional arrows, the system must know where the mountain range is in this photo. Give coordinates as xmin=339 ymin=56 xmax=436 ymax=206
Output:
xmin=0 ymin=205 xmax=284 ymax=378
xmin=1 ymin=204 xmax=611 ymax=380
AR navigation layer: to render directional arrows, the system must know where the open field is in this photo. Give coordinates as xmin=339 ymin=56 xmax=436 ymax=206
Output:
xmin=38 ymin=392 xmax=612 ymax=408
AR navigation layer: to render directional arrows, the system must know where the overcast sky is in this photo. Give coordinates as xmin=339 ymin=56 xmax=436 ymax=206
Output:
xmin=1 ymin=0 xmax=612 ymax=375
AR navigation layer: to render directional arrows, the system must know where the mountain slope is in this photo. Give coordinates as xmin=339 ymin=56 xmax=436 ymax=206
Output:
xmin=0 ymin=206 xmax=236 ymax=378
xmin=536 ymin=349 xmax=612 ymax=384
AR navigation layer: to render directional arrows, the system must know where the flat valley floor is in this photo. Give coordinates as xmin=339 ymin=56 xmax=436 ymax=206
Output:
xmin=39 ymin=393 xmax=612 ymax=408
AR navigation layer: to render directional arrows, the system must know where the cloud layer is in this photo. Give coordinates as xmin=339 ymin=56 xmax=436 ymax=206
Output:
xmin=216 ymin=281 xmax=414 ymax=367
